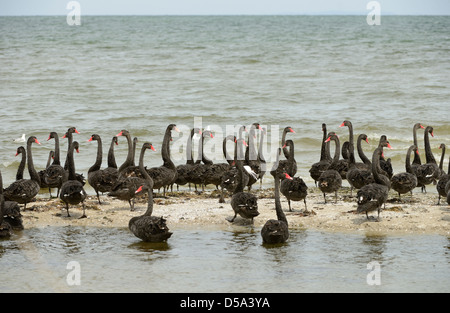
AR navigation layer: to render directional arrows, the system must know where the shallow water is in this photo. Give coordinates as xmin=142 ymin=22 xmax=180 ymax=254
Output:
xmin=0 ymin=226 xmax=449 ymax=293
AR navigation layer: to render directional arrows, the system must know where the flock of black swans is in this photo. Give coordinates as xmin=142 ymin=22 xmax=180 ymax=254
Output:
xmin=0 ymin=121 xmax=448 ymax=244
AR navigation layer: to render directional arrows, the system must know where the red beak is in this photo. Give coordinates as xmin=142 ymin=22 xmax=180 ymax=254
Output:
xmin=325 ymin=137 xmax=331 ymax=143
xmin=387 ymin=143 xmax=392 ymax=149
xmin=285 ymin=173 xmax=293 ymax=180
xmin=76 ymin=148 xmax=79 ymax=153
xmin=431 ymin=131 xmax=434 ymax=137
xmin=365 ymin=138 xmax=369 ymax=144
xmin=135 ymin=186 xmax=143 ymax=194
xmin=116 ymin=131 xmax=123 ymax=137
xmin=88 ymin=136 xmax=93 ymax=142
xmin=62 ymin=134 xmax=67 ymax=139
xmin=74 ymin=129 xmax=80 ymax=134
xmin=151 ymin=145 xmax=156 ymax=151
xmin=339 ymin=122 xmax=345 ymax=127
xmin=47 ymin=135 xmax=51 ymax=141
xmin=289 ymin=127 xmax=295 ymax=133
xmin=34 ymin=138 xmax=41 ymax=145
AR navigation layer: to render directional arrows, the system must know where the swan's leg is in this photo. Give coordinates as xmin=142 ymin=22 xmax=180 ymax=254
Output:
xmin=66 ymin=203 xmax=71 ymax=217
xmin=303 ymin=199 xmax=308 ymax=212
xmin=334 ymin=191 xmax=338 ymax=203
xmin=48 ymin=188 xmax=53 ymax=198
xmin=288 ymin=199 xmax=292 ymax=212
xmin=219 ymin=186 xmax=225 ymax=203
xmin=96 ymin=190 xmax=101 ymax=205
xmin=79 ymin=202 xmax=87 ymax=219
xmin=230 ymin=212 xmax=237 ymax=223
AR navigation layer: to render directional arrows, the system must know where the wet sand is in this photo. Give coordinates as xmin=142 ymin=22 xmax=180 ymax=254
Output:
xmin=19 ymin=186 xmax=450 ymax=236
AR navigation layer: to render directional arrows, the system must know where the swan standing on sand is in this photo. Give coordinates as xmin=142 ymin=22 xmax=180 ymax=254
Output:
xmin=391 ymin=145 xmax=418 ymax=201
xmin=228 ymin=138 xmax=259 ymax=223
xmin=356 ymin=147 xmax=391 ymax=221
xmin=88 ymin=134 xmax=119 ymax=204
xmin=4 ymin=136 xmax=41 ymax=210
xmin=415 ymin=126 xmax=440 ymax=192
xmin=318 ymin=133 xmax=342 ymax=203
xmin=59 ymin=141 xmax=87 ymax=218
xmin=280 ymin=140 xmax=308 ymax=212
xmin=261 ymin=148 xmax=289 ymax=244
xmin=309 ymin=123 xmax=332 ymax=186
xmin=43 ymin=132 xmax=66 ymax=198
xmin=0 ymin=171 xmax=13 ymax=238
xmin=129 ymin=142 xmax=172 ymax=242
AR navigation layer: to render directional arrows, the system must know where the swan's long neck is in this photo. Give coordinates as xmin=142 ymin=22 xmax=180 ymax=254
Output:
xmin=330 ymin=136 xmax=341 ymax=166
xmin=412 ymin=123 xmax=422 ymax=165
xmin=139 ymin=146 xmax=154 ymax=217
xmin=16 ymin=148 xmax=26 ymax=181
xmin=405 ymin=145 xmax=415 ymax=174
xmin=258 ymin=129 xmax=266 ymax=162
xmin=271 ymin=148 xmax=287 ymax=224
xmin=223 ymin=135 xmax=235 ymax=165
xmin=186 ymin=129 xmax=196 ymax=165
xmin=201 ymin=133 xmax=213 ymax=165
xmin=372 ymin=148 xmax=389 ymax=188
xmin=438 ymin=145 xmax=446 ymax=171
xmin=89 ymin=137 xmax=102 ymax=173
xmin=67 ymin=142 xmax=77 ymax=181
xmin=27 ymin=139 xmax=40 ymax=184
xmin=53 ymin=134 xmax=61 ymax=165
xmin=64 ymin=132 xmax=73 ymax=171
xmin=107 ymin=137 xmax=118 ymax=169
xmin=162 ymin=128 xmax=175 ymax=169
xmin=357 ymin=135 xmax=371 ymax=165
xmin=234 ymin=140 xmax=245 ymax=194
xmin=320 ymin=124 xmax=328 ymax=162
xmin=424 ymin=127 xmax=437 ymax=164
xmin=286 ymin=140 xmax=296 ymax=174
xmin=119 ymin=133 xmax=133 ymax=173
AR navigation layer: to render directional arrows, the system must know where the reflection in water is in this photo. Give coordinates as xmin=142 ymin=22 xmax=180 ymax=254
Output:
xmin=0 ymin=226 xmax=449 ymax=292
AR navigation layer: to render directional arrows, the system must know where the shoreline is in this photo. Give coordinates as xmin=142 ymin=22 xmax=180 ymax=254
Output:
xmin=18 ymin=186 xmax=450 ymax=236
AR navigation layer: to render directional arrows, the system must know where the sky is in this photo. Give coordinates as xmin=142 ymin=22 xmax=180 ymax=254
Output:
xmin=1 ymin=0 xmax=450 ymax=16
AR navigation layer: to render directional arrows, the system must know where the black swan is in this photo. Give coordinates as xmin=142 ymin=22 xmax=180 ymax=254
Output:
xmin=356 ymin=134 xmax=372 ymax=169
xmin=377 ymin=135 xmax=394 ymax=179
xmin=129 ymin=142 xmax=172 ymax=242
xmin=219 ymin=136 xmax=251 ymax=203
xmin=278 ymin=126 xmax=297 ymax=177
xmin=436 ymin=147 xmax=449 ymax=205
xmin=391 ymin=145 xmax=419 ymax=200
xmin=261 ymin=148 xmax=289 ymax=244
xmin=101 ymin=136 xmax=120 ymax=190
xmin=175 ymin=128 xmax=202 ymax=190
xmin=43 ymin=132 xmax=67 ymax=198
xmin=336 ymin=120 xmax=357 ymax=179
xmin=38 ymin=150 xmax=55 ymax=194
xmin=411 ymin=123 xmax=426 ymax=191
xmin=228 ymin=138 xmax=259 ymax=223
xmin=203 ymin=132 xmax=234 ymax=190
xmin=244 ymin=122 xmax=263 ymax=190
xmin=0 ymin=170 xmax=23 ymax=233
xmin=88 ymin=134 xmax=119 ymax=204
xmin=346 ymin=141 xmax=374 ymax=196
xmin=116 ymin=130 xmax=138 ymax=178
xmin=59 ymin=141 xmax=87 ymax=218
xmin=0 ymin=171 xmax=12 ymax=238
xmin=415 ymin=126 xmax=440 ymax=192
xmin=309 ymin=123 xmax=332 ymax=186
xmin=280 ymin=140 xmax=308 ymax=212
xmin=4 ymin=136 xmax=41 ymax=210
xmin=62 ymin=127 xmax=86 ymax=186
xmin=147 ymin=124 xmax=180 ymax=196
xmin=186 ymin=130 xmax=214 ymax=192
xmin=318 ymin=133 xmax=342 ymax=203
xmin=356 ymin=147 xmax=391 ymax=221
